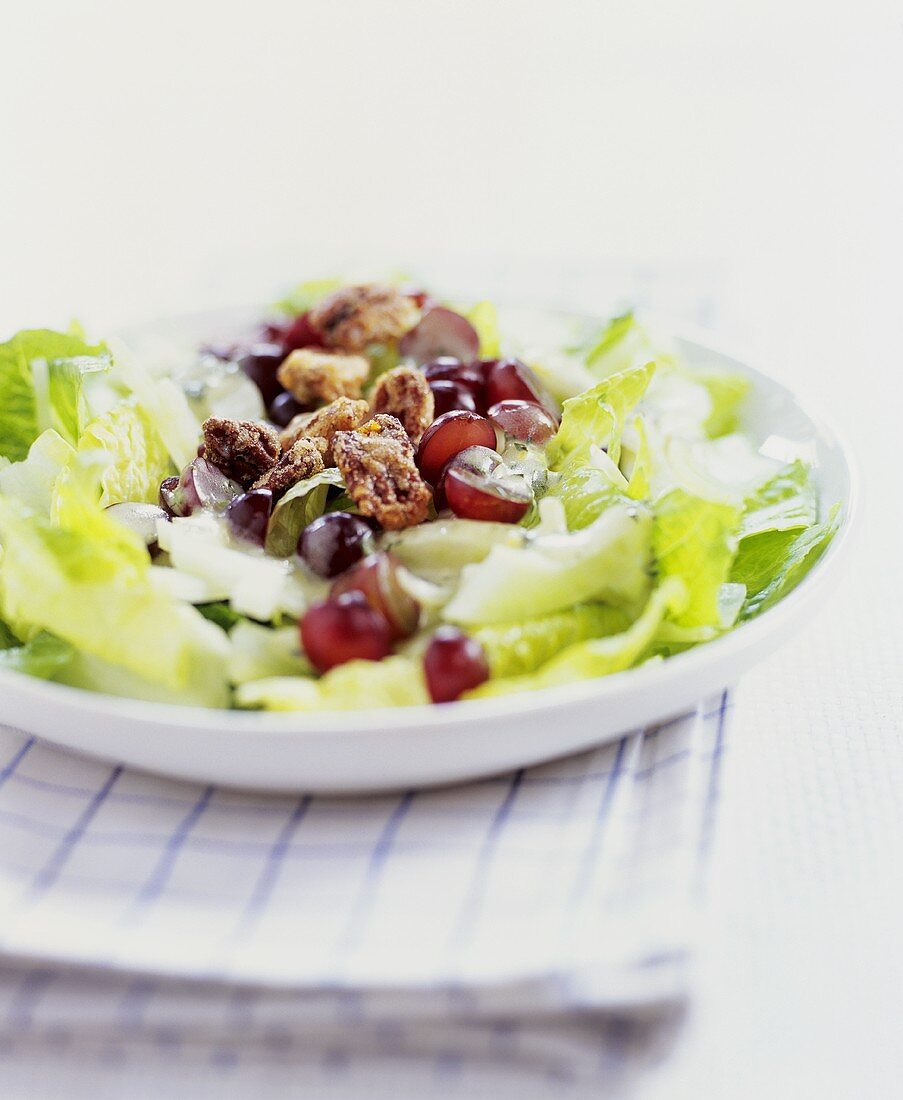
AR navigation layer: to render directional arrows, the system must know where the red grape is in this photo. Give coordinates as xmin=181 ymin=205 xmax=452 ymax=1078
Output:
xmin=300 ymin=592 xmax=393 ymax=673
xmin=485 ymin=358 xmax=559 ymax=420
xmin=268 ymin=391 xmax=305 ymax=428
xmin=423 ymin=358 xmax=485 ymax=397
xmin=226 ymin=489 xmax=273 ymax=547
xmin=162 ymin=458 xmax=241 ymax=517
xmin=399 ymin=307 xmax=480 ymax=364
xmin=281 ymin=312 xmax=321 ymax=353
xmin=423 ymin=627 xmax=490 ymax=703
xmin=330 ymin=552 xmax=420 ymax=640
xmin=298 ymin=512 xmax=375 ymax=578
xmin=415 ymin=410 xmax=497 ymax=485
xmin=238 ymin=343 xmax=286 ymax=407
xmin=429 ymin=379 xmax=478 ymax=417
xmin=443 ymin=446 xmax=532 ymax=524
xmin=487 ymin=399 xmax=558 ymax=444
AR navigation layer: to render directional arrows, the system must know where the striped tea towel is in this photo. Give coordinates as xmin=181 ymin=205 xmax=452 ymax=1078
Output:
xmin=0 ymin=693 xmax=729 ymax=1094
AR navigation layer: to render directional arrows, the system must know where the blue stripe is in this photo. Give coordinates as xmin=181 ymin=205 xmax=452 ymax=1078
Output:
xmin=29 ymin=766 xmax=123 ymax=898
xmin=449 ymin=769 xmax=525 ymax=951
xmin=129 ymin=785 xmax=215 ymax=914
xmin=334 ymin=791 xmax=415 ymax=954
xmin=0 ymin=737 xmax=35 ymax=794
xmin=568 ymin=736 xmax=629 ymax=906
xmin=240 ymin=794 xmax=313 ymax=927
xmin=695 ymin=689 xmax=730 ymax=888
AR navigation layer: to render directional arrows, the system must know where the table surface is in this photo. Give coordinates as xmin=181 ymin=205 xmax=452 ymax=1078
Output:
xmin=1 ymin=3 xmax=901 ymax=1096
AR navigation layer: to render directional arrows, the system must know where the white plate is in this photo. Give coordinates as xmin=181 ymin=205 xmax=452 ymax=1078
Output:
xmin=0 ymin=309 xmax=857 ymax=792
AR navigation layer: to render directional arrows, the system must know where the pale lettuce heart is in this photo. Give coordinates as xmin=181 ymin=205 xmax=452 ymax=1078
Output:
xmin=237 ymin=656 xmax=429 ymax=711
xmin=466 ymin=577 xmax=686 ymax=699
xmin=443 ymin=503 xmax=652 ymax=626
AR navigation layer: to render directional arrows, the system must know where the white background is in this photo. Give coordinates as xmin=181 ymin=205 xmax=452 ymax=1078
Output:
xmin=1 ymin=1 xmax=902 ymax=1097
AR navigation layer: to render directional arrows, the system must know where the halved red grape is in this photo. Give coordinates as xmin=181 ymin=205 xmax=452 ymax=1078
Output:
xmin=415 ymin=410 xmax=497 ymax=485
xmin=423 ymin=358 xmax=485 ymax=396
xmin=298 ymin=512 xmax=375 ymax=578
xmin=268 ymin=391 xmax=305 ymax=428
xmin=281 ymin=312 xmax=321 ymax=353
xmin=162 ymin=458 xmax=242 ymax=517
xmin=330 ymin=552 xmax=420 ymax=640
xmin=238 ymin=343 xmax=286 ymax=407
xmin=485 ymin=358 xmax=559 ymax=420
xmin=300 ymin=592 xmax=393 ymax=673
xmin=399 ymin=307 xmax=480 ymax=365
xmin=106 ymin=502 xmax=169 ymax=545
xmin=423 ymin=627 xmax=490 ymax=703
xmin=226 ymin=489 xmax=273 ymax=547
xmin=443 ymin=446 xmax=532 ymax=523
xmin=487 ymin=399 xmax=558 ymax=444
xmin=429 ymin=380 xmax=478 ymax=418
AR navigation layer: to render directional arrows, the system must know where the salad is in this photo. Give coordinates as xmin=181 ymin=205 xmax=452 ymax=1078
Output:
xmin=0 ymin=281 xmax=839 ymax=711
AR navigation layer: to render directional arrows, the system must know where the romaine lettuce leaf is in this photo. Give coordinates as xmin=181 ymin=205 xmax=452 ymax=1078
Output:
xmin=443 ymin=503 xmax=652 ymax=626
xmin=105 ymin=337 xmax=201 ymax=470
xmin=0 ymin=477 xmax=229 ymax=691
xmin=266 ymin=468 xmax=346 ymax=557
xmin=467 ymin=577 xmax=686 ymax=698
xmin=474 ymin=604 xmax=631 ymax=678
xmin=583 ymin=311 xmax=653 ymax=378
xmin=736 ymin=506 xmax=840 ymax=621
xmin=228 ymin=621 xmax=310 ymax=684
xmin=273 ymin=277 xmax=343 ymax=318
xmin=237 ymin=655 xmax=428 ymax=711
xmin=696 ymin=371 xmax=751 ymax=438
xmin=0 ymin=430 xmax=76 ymax=515
xmin=383 ymin=518 xmax=524 ymax=583
xmin=547 ymin=360 xmax=655 ymax=473
xmin=0 ymin=329 xmax=108 ymax=461
xmin=463 ymin=301 xmax=501 ymax=358
xmin=0 ymin=630 xmax=73 ymax=680
xmin=547 ymin=465 xmax=627 ymax=532
xmin=652 ymin=489 xmax=740 ymax=627
xmin=78 ymin=400 xmax=175 ymax=506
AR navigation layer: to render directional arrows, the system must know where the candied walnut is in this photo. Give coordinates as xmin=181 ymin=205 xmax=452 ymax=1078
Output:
xmin=202 ymin=417 xmax=280 ymax=488
xmin=308 ymin=285 xmax=420 ymax=352
xmin=333 ymin=414 xmax=431 ymax=531
xmin=277 ymin=348 xmax=370 ymax=406
xmin=370 ymin=366 xmax=435 ymax=444
xmin=279 ymin=397 xmax=370 ymax=464
xmin=252 ymin=438 xmax=325 ymax=497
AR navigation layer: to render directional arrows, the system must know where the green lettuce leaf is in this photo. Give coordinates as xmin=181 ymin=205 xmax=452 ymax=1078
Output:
xmin=0 ymin=474 xmax=229 ymax=691
xmin=0 ymin=630 xmax=74 ymax=680
xmin=78 ymin=400 xmax=175 ymax=506
xmin=0 ymin=430 xmax=76 ymax=515
xmin=547 ymin=360 xmax=655 ymax=473
xmin=583 ymin=311 xmax=653 ymax=378
xmin=443 ymin=503 xmax=652 ymax=626
xmin=736 ymin=506 xmax=840 ymax=621
xmin=0 ymin=329 xmax=108 ymax=461
xmin=228 ymin=621 xmax=310 ymax=684
xmin=467 ymin=577 xmax=686 ymax=698
xmin=547 ymin=465 xmax=627 ymax=531
xmin=652 ymin=489 xmax=740 ymax=627
xmin=463 ymin=301 xmax=501 ymax=358
xmin=696 ymin=371 xmax=751 ymax=438
xmin=273 ymin=277 xmax=343 ymax=318
xmin=474 ymin=604 xmax=631 ymax=678
xmin=266 ymin=468 xmax=346 ymax=556
xmin=738 ymin=460 xmax=818 ymax=539
xmin=237 ymin=655 xmax=428 ymax=711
